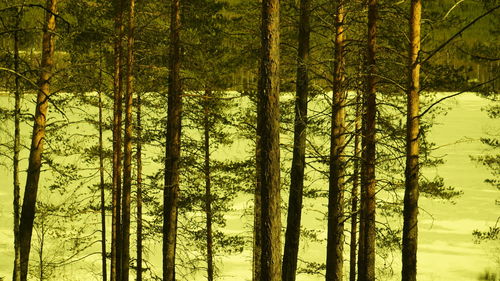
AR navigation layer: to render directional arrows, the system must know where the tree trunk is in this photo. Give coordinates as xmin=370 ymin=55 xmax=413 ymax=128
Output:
xmin=203 ymin=93 xmax=214 ymax=281
xmin=121 ymin=0 xmax=135 ymax=279
xmin=402 ymin=1 xmax=421 ymax=280
xmin=357 ymin=125 xmax=366 ymax=281
xmin=349 ymin=93 xmax=361 ymax=281
xmin=163 ymin=0 xmax=182 ymax=279
xmin=252 ymin=138 xmax=262 ymax=281
xmin=98 ymin=64 xmax=107 ymax=281
xmin=111 ymin=0 xmax=124 ymax=280
xmin=18 ymin=1 xmax=57 ymax=280
xmin=359 ymin=1 xmax=378 ymax=280
xmin=281 ymin=0 xmax=310 ymax=278
xmin=136 ymin=95 xmax=143 ymax=281
xmin=257 ymin=0 xmax=281 ymax=279
xmin=326 ymin=1 xmax=347 ymax=280
xmin=12 ymin=9 xmax=22 ymax=281
xmin=38 ymin=223 xmax=45 ymax=281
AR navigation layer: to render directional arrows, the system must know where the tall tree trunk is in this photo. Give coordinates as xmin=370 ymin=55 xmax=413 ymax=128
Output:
xmin=349 ymin=93 xmax=361 ymax=281
xmin=18 ymin=1 xmax=57 ymax=280
xmin=359 ymin=1 xmax=378 ymax=280
xmin=281 ymin=0 xmax=310 ymax=278
xmin=98 ymin=62 xmax=107 ymax=281
xmin=203 ymin=94 xmax=214 ymax=281
xmin=326 ymin=1 xmax=347 ymax=280
xmin=402 ymin=1 xmax=421 ymax=280
xmin=121 ymin=0 xmax=135 ymax=279
xmin=357 ymin=108 xmax=366 ymax=281
xmin=111 ymin=0 xmax=125 ymax=280
xmin=163 ymin=0 xmax=182 ymax=279
xmin=252 ymin=139 xmax=262 ymax=281
xmin=257 ymin=0 xmax=281 ymax=279
xmin=12 ymin=8 xmax=22 ymax=281
xmin=136 ymin=95 xmax=143 ymax=281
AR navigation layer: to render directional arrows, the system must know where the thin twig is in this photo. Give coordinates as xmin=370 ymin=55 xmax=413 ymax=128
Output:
xmin=419 ymin=75 xmax=500 ymax=118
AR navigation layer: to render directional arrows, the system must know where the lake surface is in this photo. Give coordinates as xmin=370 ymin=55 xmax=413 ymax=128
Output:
xmin=0 ymin=92 xmax=498 ymax=280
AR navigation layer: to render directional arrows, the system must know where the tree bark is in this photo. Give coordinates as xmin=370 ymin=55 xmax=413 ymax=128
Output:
xmin=402 ymin=1 xmax=421 ymax=280
xmin=281 ymin=0 xmax=310 ymax=278
xmin=12 ymin=8 xmax=21 ymax=281
xmin=163 ymin=0 xmax=182 ymax=279
xmin=359 ymin=1 xmax=378 ymax=280
xmin=257 ymin=0 xmax=281 ymax=279
xmin=121 ymin=0 xmax=135 ymax=279
xmin=203 ymin=94 xmax=214 ymax=281
xmin=349 ymin=93 xmax=361 ymax=281
xmin=111 ymin=0 xmax=124 ymax=280
xmin=136 ymin=95 xmax=143 ymax=281
xmin=18 ymin=1 xmax=57 ymax=280
xmin=326 ymin=1 xmax=347 ymax=280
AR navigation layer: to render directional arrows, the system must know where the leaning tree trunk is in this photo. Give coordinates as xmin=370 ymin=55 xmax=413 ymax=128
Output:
xmin=163 ymin=0 xmax=182 ymax=279
xmin=326 ymin=0 xmax=347 ymax=280
xmin=121 ymin=0 xmax=135 ymax=279
xmin=12 ymin=9 xmax=22 ymax=281
xmin=281 ymin=0 xmax=310 ymax=278
xmin=257 ymin=0 xmax=281 ymax=280
xmin=359 ymin=1 xmax=378 ymax=281
xmin=111 ymin=0 xmax=124 ymax=280
xmin=349 ymin=92 xmax=361 ymax=281
xmin=402 ymin=1 xmax=421 ymax=281
xmin=18 ymin=1 xmax=56 ymax=280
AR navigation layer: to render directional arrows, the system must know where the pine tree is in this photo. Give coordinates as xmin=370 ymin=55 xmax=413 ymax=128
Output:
xmin=12 ymin=6 xmax=22 ymax=281
xmin=281 ymin=0 xmax=310 ymax=278
xmin=121 ymin=0 xmax=135 ymax=279
xmin=19 ymin=1 xmax=57 ymax=280
xmin=111 ymin=0 xmax=125 ymax=280
xmin=326 ymin=0 xmax=347 ymax=279
xmin=358 ymin=0 xmax=378 ymax=280
xmin=257 ymin=0 xmax=282 ymax=280
xmin=163 ymin=0 xmax=182 ymax=279
xmin=402 ymin=1 xmax=421 ymax=280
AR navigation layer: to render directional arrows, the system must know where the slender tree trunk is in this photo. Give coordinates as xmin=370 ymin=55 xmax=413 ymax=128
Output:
xmin=203 ymin=93 xmax=214 ymax=281
xmin=38 ymin=224 xmax=44 ymax=281
xmin=349 ymin=93 xmax=361 ymax=281
xmin=257 ymin=0 xmax=281 ymax=279
xmin=281 ymin=0 xmax=310 ymax=278
xmin=98 ymin=66 xmax=107 ymax=281
xmin=357 ymin=122 xmax=366 ymax=281
xmin=111 ymin=0 xmax=124 ymax=279
xmin=252 ymin=139 xmax=262 ymax=281
xmin=359 ymin=1 xmax=378 ymax=280
xmin=163 ymin=0 xmax=182 ymax=279
xmin=402 ymin=1 xmax=421 ymax=280
xmin=12 ymin=9 xmax=22 ymax=281
xmin=121 ymin=0 xmax=135 ymax=279
xmin=19 ymin=1 xmax=57 ymax=280
xmin=136 ymin=95 xmax=143 ymax=281
xmin=326 ymin=2 xmax=347 ymax=280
